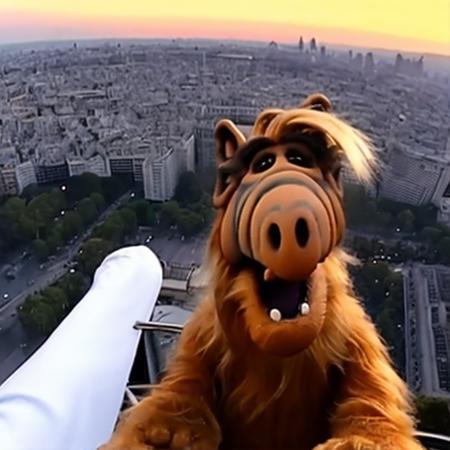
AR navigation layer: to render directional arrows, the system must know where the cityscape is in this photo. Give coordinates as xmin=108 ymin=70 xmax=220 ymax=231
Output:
xmin=0 ymin=37 xmax=450 ymax=434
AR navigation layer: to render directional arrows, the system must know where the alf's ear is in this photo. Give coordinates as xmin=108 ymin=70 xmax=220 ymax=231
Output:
xmin=300 ymin=93 xmax=332 ymax=112
xmin=213 ymin=119 xmax=246 ymax=208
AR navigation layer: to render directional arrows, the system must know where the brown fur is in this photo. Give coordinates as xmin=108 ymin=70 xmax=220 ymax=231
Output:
xmin=101 ymin=95 xmax=423 ymax=450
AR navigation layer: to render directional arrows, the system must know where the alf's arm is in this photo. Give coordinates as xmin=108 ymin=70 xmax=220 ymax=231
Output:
xmin=315 ymin=299 xmax=423 ymax=450
xmin=100 ymin=300 xmax=221 ymax=450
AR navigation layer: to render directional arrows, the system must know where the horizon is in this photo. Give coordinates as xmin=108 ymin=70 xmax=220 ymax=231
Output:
xmin=0 ymin=1 xmax=449 ymax=57
xmin=1 ymin=35 xmax=450 ymax=61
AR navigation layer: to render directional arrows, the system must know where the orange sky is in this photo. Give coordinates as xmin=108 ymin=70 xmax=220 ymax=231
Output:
xmin=0 ymin=1 xmax=449 ymax=55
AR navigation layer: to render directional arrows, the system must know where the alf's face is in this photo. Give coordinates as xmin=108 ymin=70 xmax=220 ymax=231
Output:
xmin=213 ymin=120 xmax=345 ymax=357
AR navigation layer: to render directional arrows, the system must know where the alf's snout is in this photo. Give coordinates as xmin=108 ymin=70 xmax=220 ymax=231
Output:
xmin=248 ymin=181 xmax=336 ymax=281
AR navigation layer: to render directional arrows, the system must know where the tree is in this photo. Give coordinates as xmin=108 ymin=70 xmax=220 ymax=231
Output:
xmin=191 ymin=198 xmax=213 ymax=225
xmin=374 ymin=210 xmax=392 ymax=228
xmin=437 ymin=237 xmax=450 ymax=264
xmin=94 ymin=212 xmax=125 ymax=243
xmin=90 ymin=192 xmax=106 ymax=211
xmin=101 ymin=176 xmax=126 ymax=202
xmin=18 ymin=286 xmax=68 ymax=335
xmin=57 ymin=272 xmax=89 ymax=306
xmin=420 ymin=226 xmax=442 ymax=245
xmin=77 ymin=238 xmax=113 ymax=277
xmin=196 ymin=168 xmax=216 ymax=194
xmin=415 ymin=204 xmax=438 ymax=230
xmin=49 ymin=187 xmax=67 ymax=212
xmin=177 ymin=210 xmax=203 ymax=237
xmin=174 ymin=171 xmax=203 ymax=205
xmin=376 ymin=308 xmax=396 ymax=348
xmin=130 ymin=200 xmax=156 ymax=226
xmin=119 ymin=207 xmax=137 ymax=235
xmin=78 ymin=198 xmax=98 ymax=225
xmin=33 ymin=239 xmax=49 ymax=261
xmin=343 ymin=184 xmax=367 ymax=228
xmin=22 ymin=183 xmax=45 ymax=201
xmin=160 ymin=201 xmax=181 ymax=227
xmin=42 ymin=286 xmax=69 ymax=319
xmin=415 ymin=396 xmax=450 ymax=434
xmin=27 ymin=193 xmax=55 ymax=238
xmin=61 ymin=211 xmax=84 ymax=240
xmin=66 ymin=173 xmax=102 ymax=203
xmin=0 ymin=197 xmax=27 ymax=248
xmin=18 ymin=213 xmax=37 ymax=240
xmin=18 ymin=295 xmax=58 ymax=334
xmin=46 ymin=230 xmax=63 ymax=254
xmin=352 ymin=236 xmax=373 ymax=259
xmin=396 ymin=209 xmax=415 ymax=233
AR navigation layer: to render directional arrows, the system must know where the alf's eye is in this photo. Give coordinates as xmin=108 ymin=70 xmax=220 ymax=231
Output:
xmin=286 ymin=149 xmax=314 ymax=168
xmin=253 ymin=154 xmax=275 ymax=173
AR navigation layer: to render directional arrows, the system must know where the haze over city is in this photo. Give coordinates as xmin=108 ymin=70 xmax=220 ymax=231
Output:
xmin=0 ymin=0 xmax=449 ymax=56
xmin=0 ymin=2 xmax=450 ymax=446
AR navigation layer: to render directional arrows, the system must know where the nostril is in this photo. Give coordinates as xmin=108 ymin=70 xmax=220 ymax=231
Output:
xmin=268 ymin=223 xmax=281 ymax=250
xmin=296 ymin=219 xmax=309 ymax=247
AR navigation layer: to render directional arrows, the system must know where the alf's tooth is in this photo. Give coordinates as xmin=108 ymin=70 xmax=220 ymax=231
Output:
xmin=264 ymin=268 xmax=277 ymax=282
xmin=269 ymin=308 xmax=282 ymax=322
xmin=300 ymin=302 xmax=310 ymax=316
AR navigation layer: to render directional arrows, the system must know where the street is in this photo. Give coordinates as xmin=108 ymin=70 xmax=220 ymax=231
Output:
xmin=411 ymin=266 xmax=442 ymax=395
xmin=0 ymin=191 xmax=132 ymax=383
xmin=147 ymin=234 xmax=208 ymax=268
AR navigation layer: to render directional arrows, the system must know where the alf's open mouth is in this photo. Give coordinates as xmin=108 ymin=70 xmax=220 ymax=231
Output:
xmin=260 ymin=276 xmax=310 ymax=321
xmin=239 ymin=263 xmax=327 ymax=356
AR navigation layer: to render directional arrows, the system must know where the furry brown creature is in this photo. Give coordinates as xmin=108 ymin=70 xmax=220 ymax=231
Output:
xmin=100 ymin=94 xmax=423 ymax=450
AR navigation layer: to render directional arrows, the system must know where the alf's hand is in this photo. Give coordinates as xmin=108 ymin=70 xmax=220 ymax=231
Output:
xmin=99 ymin=391 xmax=221 ymax=450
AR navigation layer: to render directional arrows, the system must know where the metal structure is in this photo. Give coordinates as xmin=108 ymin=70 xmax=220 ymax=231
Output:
xmin=128 ymin=321 xmax=450 ymax=450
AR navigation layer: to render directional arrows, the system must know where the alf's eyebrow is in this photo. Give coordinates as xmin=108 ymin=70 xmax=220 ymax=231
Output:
xmin=217 ymin=137 xmax=275 ymax=176
xmin=279 ymin=131 xmax=331 ymax=160
xmin=237 ymin=137 xmax=276 ymax=166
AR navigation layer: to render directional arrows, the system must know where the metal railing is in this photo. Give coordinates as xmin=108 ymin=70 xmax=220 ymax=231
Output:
xmin=131 ymin=321 xmax=450 ymax=450
xmin=414 ymin=431 xmax=450 ymax=450
xmin=133 ymin=321 xmax=184 ymax=334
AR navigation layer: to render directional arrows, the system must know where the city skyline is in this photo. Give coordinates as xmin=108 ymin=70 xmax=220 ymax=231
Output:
xmin=0 ymin=1 xmax=449 ymax=56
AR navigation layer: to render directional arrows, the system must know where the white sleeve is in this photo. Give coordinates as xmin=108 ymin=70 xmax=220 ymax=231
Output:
xmin=0 ymin=245 xmax=162 ymax=450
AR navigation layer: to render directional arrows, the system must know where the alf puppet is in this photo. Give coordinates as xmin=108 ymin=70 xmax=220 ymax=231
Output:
xmin=101 ymin=94 xmax=423 ymax=450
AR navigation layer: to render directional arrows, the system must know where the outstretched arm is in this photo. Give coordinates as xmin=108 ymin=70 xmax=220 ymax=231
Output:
xmin=316 ymin=300 xmax=423 ymax=450
xmin=100 ymin=299 xmax=222 ymax=450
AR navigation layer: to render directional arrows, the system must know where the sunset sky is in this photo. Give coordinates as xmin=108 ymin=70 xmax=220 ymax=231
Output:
xmin=0 ymin=0 xmax=449 ymax=55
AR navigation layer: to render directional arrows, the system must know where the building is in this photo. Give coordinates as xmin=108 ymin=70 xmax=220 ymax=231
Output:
xmin=183 ymin=134 xmax=196 ymax=173
xmin=194 ymin=124 xmax=215 ymax=170
xmin=108 ymin=156 xmax=134 ymax=175
xmin=194 ymin=119 xmax=254 ymax=171
xmin=15 ymin=161 xmax=37 ymax=193
xmin=132 ymin=157 xmax=145 ymax=183
xmin=380 ymin=146 xmax=450 ymax=206
xmin=143 ymin=148 xmax=180 ymax=201
xmin=67 ymin=155 xmax=111 ymax=178
xmin=341 ymin=159 xmax=377 ymax=197
xmin=194 ymin=105 xmax=260 ymax=171
xmin=108 ymin=155 xmax=144 ymax=182
xmin=0 ymin=167 xmax=18 ymax=195
xmin=438 ymin=197 xmax=450 ymax=225
xmin=424 ymin=267 xmax=450 ymax=393
xmin=36 ymin=162 xmax=69 ymax=184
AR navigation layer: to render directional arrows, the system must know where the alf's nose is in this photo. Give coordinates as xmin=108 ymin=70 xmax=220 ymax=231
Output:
xmin=268 ymin=219 xmax=310 ymax=250
xmin=295 ymin=219 xmax=309 ymax=248
xmin=248 ymin=185 xmax=332 ymax=281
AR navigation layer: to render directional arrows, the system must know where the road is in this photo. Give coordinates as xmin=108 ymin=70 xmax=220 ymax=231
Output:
xmin=412 ymin=266 xmax=441 ymax=395
xmin=145 ymin=233 xmax=208 ymax=268
xmin=0 ymin=191 xmax=132 ymax=384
